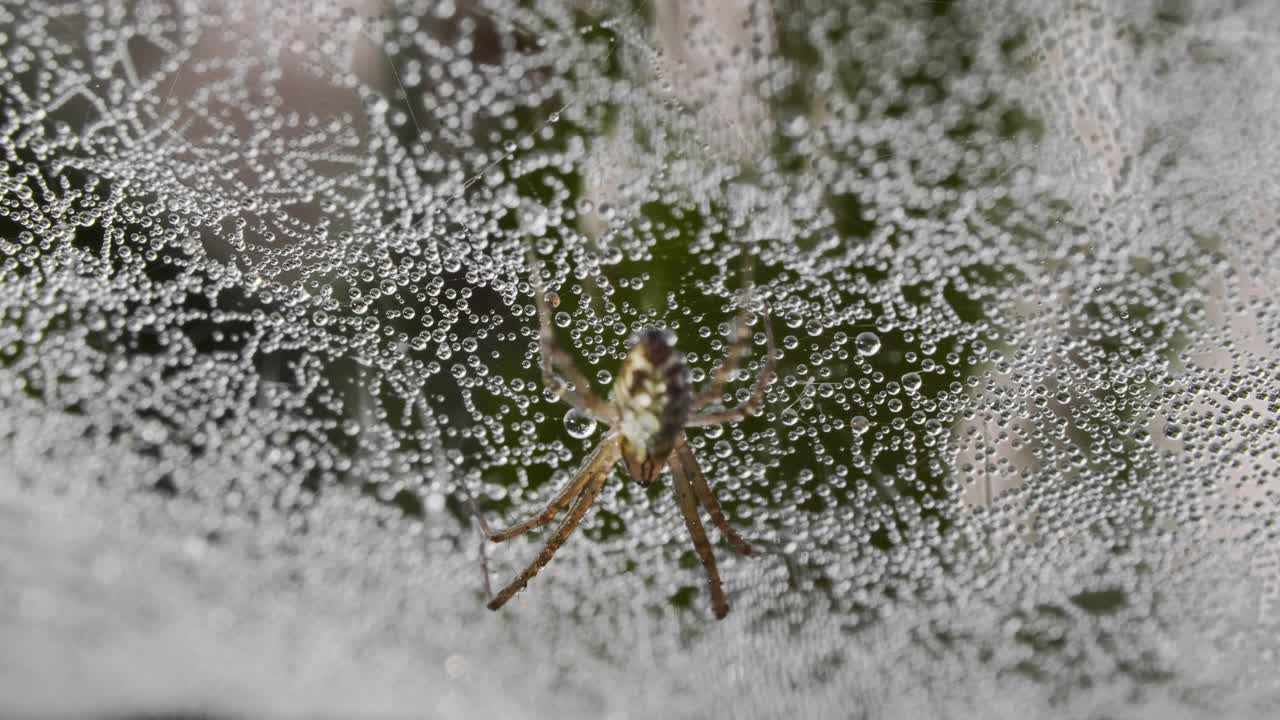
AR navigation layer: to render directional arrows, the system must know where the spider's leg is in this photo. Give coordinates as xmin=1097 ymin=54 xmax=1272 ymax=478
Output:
xmin=457 ymin=480 xmax=501 ymax=600
xmin=476 ymin=434 xmax=614 ymax=543
xmin=462 ymin=493 xmax=498 ymax=601
xmin=476 ymin=528 xmax=495 ymax=602
xmin=673 ymin=433 xmax=754 ymax=556
xmin=740 ymin=538 xmax=807 ymax=593
xmin=686 ymin=302 xmax=776 ymax=426
xmin=670 ymin=450 xmax=731 ymax=619
xmin=530 ymin=263 xmax=615 ymax=424
xmin=690 ymin=293 xmax=754 ymax=412
xmin=487 ymin=433 xmax=620 ymax=611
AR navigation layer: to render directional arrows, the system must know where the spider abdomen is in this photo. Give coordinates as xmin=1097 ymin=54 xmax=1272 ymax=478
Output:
xmin=613 ymin=329 xmax=690 ymax=485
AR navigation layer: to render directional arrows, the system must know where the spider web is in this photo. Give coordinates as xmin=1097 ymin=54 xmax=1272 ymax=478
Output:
xmin=2 ymin=0 xmax=1280 ymax=717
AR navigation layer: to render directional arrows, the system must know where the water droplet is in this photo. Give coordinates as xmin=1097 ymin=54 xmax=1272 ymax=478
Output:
xmin=564 ymin=408 xmax=597 ymax=439
xmin=851 ymin=416 xmax=870 ymax=436
xmin=855 ymin=332 xmax=881 ymax=357
xmin=901 ymin=372 xmax=922 ymax=393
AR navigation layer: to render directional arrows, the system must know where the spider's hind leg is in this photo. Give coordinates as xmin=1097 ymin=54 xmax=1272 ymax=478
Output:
xmin=669 ymin=444 xmax=731 ymax=619
xmin=673 ymin=433 xmax=754 ymax=556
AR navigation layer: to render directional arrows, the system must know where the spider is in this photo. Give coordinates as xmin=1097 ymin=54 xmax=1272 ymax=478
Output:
xmin=472 ymin=263 xmax=777 ymax=619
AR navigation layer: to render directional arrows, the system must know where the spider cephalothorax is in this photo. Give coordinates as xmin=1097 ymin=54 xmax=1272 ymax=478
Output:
xmin=472 ymin=263 xmax=776 ymax=619
xmin=614 ymin=329 xmax=691 ymax=486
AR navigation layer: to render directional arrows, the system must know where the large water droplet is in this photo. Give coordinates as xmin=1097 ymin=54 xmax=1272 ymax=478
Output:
xmin=901 ymin=372 xmax=922 ymax=393
xmin=850 ymin=416 xmax=870 ymax=436
xmin=855 ymin=331 xmax=881 ymax=357
xmin=564 ymin=408 xmax=597 ymax=439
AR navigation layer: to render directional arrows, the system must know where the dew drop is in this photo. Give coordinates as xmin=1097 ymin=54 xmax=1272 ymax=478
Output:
xmin=901 ymin=372 xmax=922 ymax=393
xmin=564 ymin=408 xmax=597 ymax=439
xmin=855 ymin=331 xmax=881 ymax=357
xmin=850 ymin=416 xmax=870 ymax=436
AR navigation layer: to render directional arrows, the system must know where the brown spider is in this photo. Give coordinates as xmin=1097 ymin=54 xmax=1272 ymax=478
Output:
xmin=473 ymin=263 xmax=777 ymax=619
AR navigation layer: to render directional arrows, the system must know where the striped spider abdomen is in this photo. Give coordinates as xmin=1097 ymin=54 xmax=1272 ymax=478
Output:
xmin=613 ymin=328 xmax=691 ymax=486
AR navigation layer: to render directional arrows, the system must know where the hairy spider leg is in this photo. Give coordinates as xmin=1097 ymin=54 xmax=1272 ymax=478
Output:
xmin=467 ymin=440 xmax=601 ymax=599
xmin=473 ymin=442 xmax=602 ymax=543
xmin=531 ymin=263 xmax=615 ymax=424
xmin=485 ymin=433 xmax=621 ymax=611
xmin=669 ymin=448 xmax=731 ymax=619
xmin=673 ymin=433 xmax=755 ymax=556
xmin=686 ymin=302 xmax=777 ymax=426
xmin=690 ymin=305 xmax=754 ymax=412
xmin=691 ymin=279 xmax=758 ymax=413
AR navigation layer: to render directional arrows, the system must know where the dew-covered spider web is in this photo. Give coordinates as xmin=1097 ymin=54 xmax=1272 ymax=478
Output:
xmin=3 ymin=0 xmax=1280 ymax=717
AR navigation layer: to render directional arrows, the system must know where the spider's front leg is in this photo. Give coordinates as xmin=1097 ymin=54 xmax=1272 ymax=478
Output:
xmin=690 ymin=290 xmax=755 ymax=413
xmin=530 ymin=263 xmax=616 ymax=424
xmin=690 ymin=259 xmax=764 ymax=414
xmin=484 ymin=433 xmax=622 ymax=611
xmin=687 ymin=301 xmax=777 ymax=426
xmin=474 ymin=433 xmax=615 ymax=544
